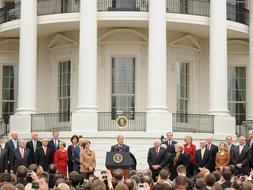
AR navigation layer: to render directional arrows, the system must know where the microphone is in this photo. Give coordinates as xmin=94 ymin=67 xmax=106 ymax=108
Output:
xmin=160 ymin=135 xmax=165 ymax=143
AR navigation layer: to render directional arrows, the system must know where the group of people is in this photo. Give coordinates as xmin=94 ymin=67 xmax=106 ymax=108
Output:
xmin=0 ymin=131 xmax=253 ymax=189
xmin=147 ymin=132 xmax=253 ymax=182
xmin=0 ymin=131 xmax=96 ymax=180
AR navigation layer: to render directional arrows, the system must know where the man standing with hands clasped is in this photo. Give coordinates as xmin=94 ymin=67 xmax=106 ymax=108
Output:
xmin=147 ymin=139 xmax=167 ymax=182
xmin=26 ymin=132 xmax=42 ymax=164
xmin=231 ymin=136 xmax=250 ymax=175
xmin=47 ymin=131 xmax=60 ymax=155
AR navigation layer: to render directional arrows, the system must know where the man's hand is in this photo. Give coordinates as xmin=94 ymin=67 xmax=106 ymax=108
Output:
xmin=236 ymin=163 xmax=242 ymax=168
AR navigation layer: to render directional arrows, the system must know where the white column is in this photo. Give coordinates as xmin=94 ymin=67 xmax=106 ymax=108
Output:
xmin=209 ymin=0 xmax=229 ymax=115
xmin=209 ymin=0 xmax=235 ymax=135
xmin=146 ymin=0 xmax=172 ymax=133
xmin=247 ymin=1 xmax=253 ymax=120
xmin=72 ymin=0 xmax=98 ymax=132
xmin=10 ymin=0 xmax=37 ymax=134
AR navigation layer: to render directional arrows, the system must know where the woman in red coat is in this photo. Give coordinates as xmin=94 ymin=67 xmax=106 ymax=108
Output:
xmin=54 ymin=140 xmax=68 ymax=176
xmin=183 ymin=135 xmax=196 ymax=177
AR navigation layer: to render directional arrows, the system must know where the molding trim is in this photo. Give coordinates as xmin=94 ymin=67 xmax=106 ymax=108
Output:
xmin=47 ymin=33 xmax=77 ymax=51
xmin=99 ymin=28 xmax=148 ymax=42
xmin=169 ymin=34 xmax=202 ymax=52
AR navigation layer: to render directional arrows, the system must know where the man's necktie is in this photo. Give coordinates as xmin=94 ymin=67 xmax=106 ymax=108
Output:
xmin=43 ymin=147 xmax=47 ymax=155
xmin=156 ymin=148 xmax=159 ymax=158
xmin=21 ymin=149 xmax=24 ymax=159
xmin=54 ymin=140 xmax=57 ymax=150
xmin=33 ymin=141 xmax=36 ymax=153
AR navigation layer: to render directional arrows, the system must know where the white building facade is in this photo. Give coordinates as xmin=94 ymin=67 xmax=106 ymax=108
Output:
xmin=0 ymin=0 xmax=252 ymax=169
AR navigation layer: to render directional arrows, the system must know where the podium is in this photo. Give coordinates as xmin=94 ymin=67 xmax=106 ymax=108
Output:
xmin=105 ymin=152 xmax=131 ymax=178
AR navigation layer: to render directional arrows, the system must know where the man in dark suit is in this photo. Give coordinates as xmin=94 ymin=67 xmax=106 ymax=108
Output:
xmin=147 ymin=139 xmax=167 ymax=182
xmin=47 ymin=131 xmax=60 ymax=155
xmin=162 ymin=132 xmax=177 ymax=154
xmin=161 ymin=144 xmax=173 ymax=171
xmin=246 ymin=130 xmax=253 ymax=169
xmin=231 ymin=136 xmax=250 ymax=175
xmin=110 ymin=134 xmax=130 ymax=152
xmin=206 ymin=136 xmax=218 ymax=172
xmin=195 ymin=140 xmax=210 ymax=173
xmin=226 ymin=135 xmax=235 ymax=152
xmin=26 ymin=132 xmax=42 ymax=164
xmin=0 ymin=145 xmax=8 ymax=173
xmin=4 ymin=131 xmax=18 ymax=170
xmin=72 ymin=138 xmax=84 ymax=172
xmin=10 ymin=139 xmax=30 ymax=173
xmin=36 ymin=137 xmax=53 ymax=172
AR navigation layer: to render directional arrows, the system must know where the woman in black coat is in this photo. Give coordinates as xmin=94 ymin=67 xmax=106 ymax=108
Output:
xmin=67 ymin=135 xmax=79 ymax=174
xmin=169 ymin=144 xmax=185 ymax=180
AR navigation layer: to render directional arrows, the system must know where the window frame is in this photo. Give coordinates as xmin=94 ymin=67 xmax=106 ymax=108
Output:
xmin=58 ymin=59 xmax=71 ymax=122
xmin=111 ymin=57 xmax=136 ymax=119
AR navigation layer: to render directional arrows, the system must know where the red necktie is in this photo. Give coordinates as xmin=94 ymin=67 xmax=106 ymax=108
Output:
xmin=156 ymin=148 xmax=159 ymax=158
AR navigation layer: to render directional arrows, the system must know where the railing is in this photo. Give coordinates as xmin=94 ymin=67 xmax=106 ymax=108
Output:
xmin=172 ymin=113 xmax=214 ymax=133
xmin=37 ymin=0 xmax=80 ymax=16
xmin=98 ymin=0 xmax=149 ymax=12
xmin=236 ymin=120 xmax=253 ymax=137
xmin=166 ymin=0 xmax=249 ymax=25
xmin=0 ymin=3 xmax=20 ymax=24
xmin=31 ymin=113 xmax=71 ymax=132
xmin=0 ymin=118 xmax=9 ymax=137
xmin=227 ymin=3 xmax=249 ymax=25
xmin=166 ymin=0 xmax=210 ymax=17
xmin=98 ymin=112 xmax=146 ymax=131
xmin=0 ymin=1 xmax=249 ymax=25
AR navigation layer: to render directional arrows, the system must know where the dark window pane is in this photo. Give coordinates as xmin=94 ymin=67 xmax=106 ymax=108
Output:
xmin=111 ymin=57 xmax=135 ymax=116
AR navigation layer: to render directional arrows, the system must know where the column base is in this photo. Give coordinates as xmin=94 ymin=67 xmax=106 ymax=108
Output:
xmin=146 ymin=111 xmax=172 ymax=133
xmin=208 ymin=109 xmax=230 ymax=116
xmin=15 ymin=108 xmax=36 ymax=115
xmin=246 ymin=114 xmax=253 ymax=120
xmin=10 ymin=114 xmax=31 ymax=136
xmin=72 ymin=112 xmax=98 ymax=133
xmin=214 ymin=115 xmax=235 ymax=135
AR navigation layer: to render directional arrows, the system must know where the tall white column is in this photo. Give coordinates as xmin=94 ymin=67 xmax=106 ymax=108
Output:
xmin=17 ymin=0 xmax=37 ymax=114
xmin=146 ymin=0 xmax=172 ymax=132
xmin=247 ymin=1 xmax=253 ymax=120
xmin=72 ymin=0 xmax=98 ymax=132
xmin=10 ymin=0 xmax=37 ymax=134
xmin=209 ymin=0 xmax=229 ymax=115
xmin=209 ymin=0 xmax=235 ymax=136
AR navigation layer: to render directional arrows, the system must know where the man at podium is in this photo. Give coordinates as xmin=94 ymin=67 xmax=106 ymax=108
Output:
xmin=110 ymin=134 xmax=130 ymax=153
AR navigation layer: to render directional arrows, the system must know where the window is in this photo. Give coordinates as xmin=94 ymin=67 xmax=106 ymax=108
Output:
xmin=61 ymin=0 xmax=70 ymax=13
xmin=111 ymin=57 xmax=135 ymax=119
xmin=176 ymin=62 xmax=189 ymax=122
xmin=58 ymin=60 xmax=71 ymax=122
xmin=111 ymin=0 xmax=136 ymax=10
xmin=228 ymin=67 xmax=246 ymax=125
xmin=2 ymin=65 xmax=18 ymax=119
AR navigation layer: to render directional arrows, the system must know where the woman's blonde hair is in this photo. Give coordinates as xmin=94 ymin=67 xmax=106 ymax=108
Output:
xmin=59 ymin=140 xmax=66 ymax=148
xmin=82 ymin=139 xmax=91 ymax=148
xmin=219 ymin=142 xmax=228 ymax=151
xmin=184 ymin=135 xmax=193 ymax=143
xmin=175 ymin=144 xmax=183 ymax=153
